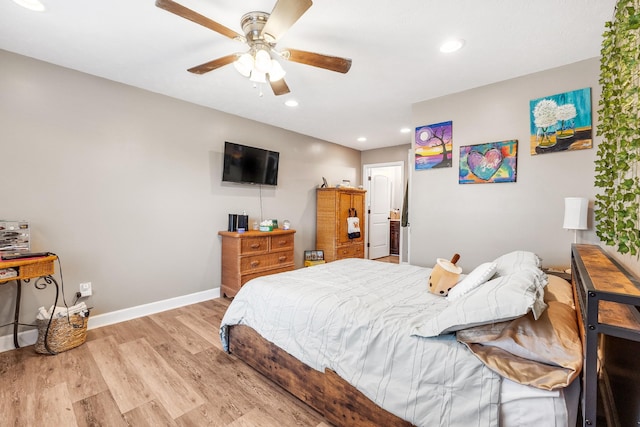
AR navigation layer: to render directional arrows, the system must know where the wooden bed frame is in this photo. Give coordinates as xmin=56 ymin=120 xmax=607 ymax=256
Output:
xmin=227 ymin=244 xmax=640 ymax=427
xmin=227 ymin=324 xmax=413 ymax=427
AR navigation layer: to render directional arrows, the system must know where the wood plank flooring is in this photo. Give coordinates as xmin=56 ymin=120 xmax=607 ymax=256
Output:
xmin=0 ymin=298 xmax=331 ymax=426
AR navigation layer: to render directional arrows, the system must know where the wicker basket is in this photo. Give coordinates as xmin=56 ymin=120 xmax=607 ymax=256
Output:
xmin=35 ymin=313 xmax=88 ymax=355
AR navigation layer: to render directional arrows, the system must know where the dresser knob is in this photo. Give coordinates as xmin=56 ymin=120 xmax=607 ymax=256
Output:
xmin=250 ymin=261 xmax=260 ymax=268
xmin=278 ymin=256 xmax=287 ymax=262
xmin=250 ymin=243 xmax=260 ymax=249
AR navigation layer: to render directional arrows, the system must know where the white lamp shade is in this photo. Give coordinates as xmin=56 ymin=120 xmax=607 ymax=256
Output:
xmin=268 ymin=60 xmax=286 ymax=82
xmin=249 ymin=69 xmax=267 ymax=83
xmin=254 ymin=49 xmax=272 ymax=74
xmin=233 ymin=53 xmax=254 ymax=77
xmin=563 ymin=197 xmax=588 ymax=230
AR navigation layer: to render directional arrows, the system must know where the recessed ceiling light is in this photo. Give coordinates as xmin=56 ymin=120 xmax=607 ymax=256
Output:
xmin=400 ymin=127 xmax=411 ymax=134
xmin=284 ymin=99 xmax=298 ymax=107
xmin=357 ymin=137 xmax=367 ymax=142
xmin=12 ymin=0 xmax=45 ymax=11
xmin=440 ymin=39 xmax=464 ymax=53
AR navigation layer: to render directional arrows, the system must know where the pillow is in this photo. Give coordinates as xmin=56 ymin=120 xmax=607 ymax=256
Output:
xmin=544 ymin=274 xmax=575 ymax=308
xmin=456 ymin=301 xmax=582 ymax=390
xmin=447 ymin=262 xmax=497 ymax=302
xmin=410 ymin=269 xmax=547 ymax=338
xmin=493 ymin=250 xmax=541 ymax=276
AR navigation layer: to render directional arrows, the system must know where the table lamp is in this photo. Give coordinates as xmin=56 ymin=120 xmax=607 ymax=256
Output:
xmin=563 ymin=197 xmax=588 ymax=244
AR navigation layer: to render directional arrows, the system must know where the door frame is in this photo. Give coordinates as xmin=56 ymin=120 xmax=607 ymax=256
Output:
xmin=362 ymin=161 xmax=405 ymax=262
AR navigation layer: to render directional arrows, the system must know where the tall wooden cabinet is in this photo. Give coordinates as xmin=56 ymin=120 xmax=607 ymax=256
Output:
xmin=316 ymin=188 xmax=366 ymax=262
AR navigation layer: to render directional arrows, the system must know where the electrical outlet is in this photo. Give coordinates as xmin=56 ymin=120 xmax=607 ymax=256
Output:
xmin=79 ymin=282 xmax=92 ymax=297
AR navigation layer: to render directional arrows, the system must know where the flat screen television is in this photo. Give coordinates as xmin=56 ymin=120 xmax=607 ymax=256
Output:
xmin=222 ymin=141 xmax=279 ymax=186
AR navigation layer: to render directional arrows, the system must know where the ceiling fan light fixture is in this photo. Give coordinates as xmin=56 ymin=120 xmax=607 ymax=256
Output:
xmin=233 ymin=53 xmax=254 ymax=77
xmin=268 ymin=60 xmax=286 ymax=82
xmin=254 ymin=49 xmax=272 ymax=74
xmin=250 ymin=69 xmax=267 ymax=84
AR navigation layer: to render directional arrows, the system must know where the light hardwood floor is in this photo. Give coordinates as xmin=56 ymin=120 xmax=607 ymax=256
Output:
xmin=0 ymin=298 xmax=331 ymax=426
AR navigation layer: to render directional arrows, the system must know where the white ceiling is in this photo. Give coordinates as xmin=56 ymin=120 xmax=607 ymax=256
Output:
xmin=0 ymin=0 xmax=616 ymax=150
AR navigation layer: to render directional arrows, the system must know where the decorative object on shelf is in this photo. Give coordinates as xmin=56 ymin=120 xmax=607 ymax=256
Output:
xmin=529 ymin=87 xmax=592 ymax=155
xmin=459 ymin=140 xmax=518 ymax=184
xmin=304 ymin=250 xmax=324 ymax=261
xmin=596 ymin=0 xmax=640 ymax=257
xmin=282 ymin=220 xmax=291 ymax=230
xmin=0 ymin=220 xmax=30 ymax=253
xmin=563 ymin=197 xmax=588 ymax=244
xmin=259 ymin=220 xmax=274 ymax=232
xmin=415 ymin=120 xmax=453 ymax=170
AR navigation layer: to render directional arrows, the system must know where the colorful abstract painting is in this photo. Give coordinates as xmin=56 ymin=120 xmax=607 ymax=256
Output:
xmin=459 ymin=140 xmax=518 ymax=184
xmin=415 ymin=121 xmax=453 ymax=170
xmin=529 ymin=87 xmax=592 ymax=155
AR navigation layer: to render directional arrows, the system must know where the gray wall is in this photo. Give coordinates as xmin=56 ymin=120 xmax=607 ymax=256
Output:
xmin=0 ymin=50 xmax=361 ymax=323
xmin=410 ymin=57 xmax=640 ymax=277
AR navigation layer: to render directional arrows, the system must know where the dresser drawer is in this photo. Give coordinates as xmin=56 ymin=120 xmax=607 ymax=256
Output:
xmin=336 ymin=244 xmax=364 ymax=260
xmin=271 ymin=233 xmax=294 ymax=251
xmin=240 ymin=236 xmax=269 ymax=255
xmin=240 ymin=250 xmax=294 ymax=273
xmin=240 ymin=265 xmax=295 ymax=286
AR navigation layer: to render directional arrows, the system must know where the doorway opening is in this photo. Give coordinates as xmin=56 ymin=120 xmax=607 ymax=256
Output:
xmin=362 ymin=162 xmax=404 ymax=263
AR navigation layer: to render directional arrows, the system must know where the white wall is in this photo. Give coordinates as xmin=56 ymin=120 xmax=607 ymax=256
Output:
xmin=0 ymin=50 xmax=361 ymax=327
xmin=409 ymin=58 xmax=640 ymax=276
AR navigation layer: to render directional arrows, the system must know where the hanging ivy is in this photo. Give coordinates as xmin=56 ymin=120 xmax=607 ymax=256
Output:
xmin=595 ymin=0 xmax=640 ymax=256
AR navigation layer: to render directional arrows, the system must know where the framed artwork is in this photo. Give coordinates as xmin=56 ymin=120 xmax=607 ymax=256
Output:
xmin=304 ymin=250 xmax=324 ymax=261
xmin=459 ymin=140 xmax=518 ymax=184
xmin=415 ymin=120 xmax=453 ymax=170
xmin=529 ymin=87 xmax=592 ymax=155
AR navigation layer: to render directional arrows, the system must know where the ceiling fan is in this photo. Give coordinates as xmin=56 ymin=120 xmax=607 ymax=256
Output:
xmin=155 ymin=0 xmax=352 ymax=96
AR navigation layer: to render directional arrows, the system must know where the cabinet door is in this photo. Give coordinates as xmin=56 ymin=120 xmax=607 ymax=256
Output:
xmin=351 ymin=192 xmax=365 ymax=244
xmin=338 ymin=192 xmax=353 ymax=244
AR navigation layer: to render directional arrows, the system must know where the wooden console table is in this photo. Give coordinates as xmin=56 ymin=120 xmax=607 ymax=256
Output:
xmin=0 ymin=255 xmax=58 ymax=348
xmin=571 ymin=244 xmax=640 ymax=426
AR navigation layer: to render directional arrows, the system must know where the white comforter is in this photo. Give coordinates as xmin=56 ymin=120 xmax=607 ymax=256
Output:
xmin=220 ymin=259 xmax=501 ymax=426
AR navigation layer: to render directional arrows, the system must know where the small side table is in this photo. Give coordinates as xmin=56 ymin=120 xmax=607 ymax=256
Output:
xmin=0 ymin=255 xmax=58 ymax=348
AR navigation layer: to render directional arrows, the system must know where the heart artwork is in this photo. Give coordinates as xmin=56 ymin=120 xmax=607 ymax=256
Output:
xmin=466 ymin=148 xmax=503 ymax=181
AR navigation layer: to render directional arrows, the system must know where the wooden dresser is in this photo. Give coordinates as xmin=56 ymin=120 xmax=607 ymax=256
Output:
xmin=316 ymin=188 xmax=366 ymax=262
xmin=219 ymin=229 xmax=295 ymax=298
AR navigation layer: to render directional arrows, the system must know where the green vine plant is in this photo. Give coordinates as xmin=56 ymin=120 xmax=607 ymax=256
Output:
xmin=595 ymin=0 xmax=640 ymax=256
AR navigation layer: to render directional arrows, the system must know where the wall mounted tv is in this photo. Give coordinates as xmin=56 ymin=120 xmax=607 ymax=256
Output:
xmin=222 ymin=141 xmax=280 ymax=186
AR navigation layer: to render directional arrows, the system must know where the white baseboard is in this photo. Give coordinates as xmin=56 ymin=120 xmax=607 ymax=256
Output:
xmin=0 ymin=287 xmax=220 ymax=353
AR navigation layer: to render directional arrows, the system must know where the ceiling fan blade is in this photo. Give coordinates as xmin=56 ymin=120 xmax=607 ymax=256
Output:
xmin=284 ymin=48 xmax=352 ymax=74
xmin=261 ymin=0 xmax=312 ymax=42
xmin=188 ymin=54 xmax=237 ymax=74
xmin=268 ymin=77 xmax=291 ymax=96
xmin=155 ymin=0 xmax=243 ymax=41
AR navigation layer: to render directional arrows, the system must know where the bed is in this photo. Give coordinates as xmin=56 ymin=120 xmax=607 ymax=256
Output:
xmin=220 ymin=251 xmax=583 ymax=426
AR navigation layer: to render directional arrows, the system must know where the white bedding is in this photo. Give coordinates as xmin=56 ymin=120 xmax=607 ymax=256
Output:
xmin=220 ymin=258 xmax=575 ymax=426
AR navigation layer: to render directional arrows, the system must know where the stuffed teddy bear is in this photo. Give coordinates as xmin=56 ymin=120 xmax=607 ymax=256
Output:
xmin=428 ymin=254 xmax=462 ymax=296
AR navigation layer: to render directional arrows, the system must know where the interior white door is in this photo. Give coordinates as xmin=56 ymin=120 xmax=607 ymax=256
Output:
xmin=368 ymin=174 xmax=391 ymax=259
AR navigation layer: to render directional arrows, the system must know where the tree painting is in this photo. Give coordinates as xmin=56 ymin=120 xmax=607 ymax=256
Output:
xmin=415 ymin=121 xmax=453 ymax=170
